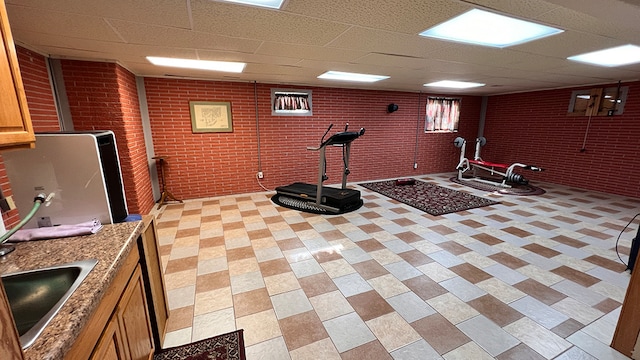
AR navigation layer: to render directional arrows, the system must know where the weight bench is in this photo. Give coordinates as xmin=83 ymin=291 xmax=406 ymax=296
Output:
xmin=454 ymin=137 xmax=543 ymax=188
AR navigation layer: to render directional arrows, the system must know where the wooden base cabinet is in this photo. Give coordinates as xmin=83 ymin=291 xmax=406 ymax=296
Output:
xmin=139 ymin=215 xmax=169 ymax=349
xmin=0 ymin=278 xmax=23 ymax=360
xmin=90 ymin=316 xmax=126 ymax=360
xmin=66 ymin=246 xmax=152 ymax=360
xmin=91 ymin=264 xmax=153 ymax=360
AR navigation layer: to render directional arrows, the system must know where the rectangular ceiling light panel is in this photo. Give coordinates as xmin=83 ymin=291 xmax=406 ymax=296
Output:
xmin=318 ymin=71 xmax=390 ymax=83
xmin=216 ymin=0 xmax=284 ymax=9
xmin=424 ymin=80 xmax=485 ymax=89
xmin=146 ymin=56 xmax=246 ymax=73
xmin=419 ymin=9 xmax=563 ymax=48
xmin=567 ymin=45 xmax=640 ymax=67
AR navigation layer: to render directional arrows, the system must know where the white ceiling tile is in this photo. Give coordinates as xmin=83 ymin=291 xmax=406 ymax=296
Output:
xmin=256 ymin=42 xmax=367 ymax=63
xmin=196 ymin=49 xmax=302 ymax=66
xmin=109 ymin=19 xmax=263 ymax=53
xmin=6 ymin=5 xmax=122 ymax=42
xmin=328 ymin=27 xmax=449 ymax=58
xmin=190 ymin=0 xmax=350 ymax=46
xmin=284 ymin=0 xmax=470 ymax=34
xmin=6 ymin=0 xmax=192 ymax=28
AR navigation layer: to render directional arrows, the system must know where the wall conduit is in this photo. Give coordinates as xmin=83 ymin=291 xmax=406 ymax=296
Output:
xmin=413 ymin=91 xmax=422 ymax=169
xmin=254 ymin=81 xmax=262 ymax=172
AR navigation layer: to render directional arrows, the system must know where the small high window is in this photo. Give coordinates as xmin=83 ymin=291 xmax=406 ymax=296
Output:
xmin=568 ymin=86 xmax=628 ymax=116
xmin=271 ymin=89 xmax=312 ymax=116
xmin=425 ymin=97 xmax=460 ymax=132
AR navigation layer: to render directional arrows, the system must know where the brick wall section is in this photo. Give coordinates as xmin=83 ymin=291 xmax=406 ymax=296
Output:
xmin=115 ymin=66 xmax=155 ymax=214
xmin=144 ymin=78 xmax=481 ymax=200
xmin=61 ymin=60 xmax=154 ymax=215
xmin=482 ymin=82 xmax=640 ymax=198
xmin=1 ymin=47 xmax=59 ymax=228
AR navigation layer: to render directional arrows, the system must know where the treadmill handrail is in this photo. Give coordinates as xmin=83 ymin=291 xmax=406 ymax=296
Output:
xmin=308 ymin=128 xmax=365 ymax=151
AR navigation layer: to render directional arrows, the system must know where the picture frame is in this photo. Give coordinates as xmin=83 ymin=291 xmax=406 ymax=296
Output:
xmin=189 ymin=101 xmax=233 ymax=133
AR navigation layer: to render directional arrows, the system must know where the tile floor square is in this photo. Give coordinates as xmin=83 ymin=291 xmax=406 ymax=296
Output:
xmin=271 ymin=289 xmax=313 ymax=319
xmin=323 ymin=312 xmax=376 ymax=353
xmin=279 ymin=310 xmax=329 ymax=351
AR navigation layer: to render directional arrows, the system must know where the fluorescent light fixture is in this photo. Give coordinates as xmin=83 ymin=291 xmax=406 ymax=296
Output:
xmin=217 ymin=0 xmax=284 ymax=9
xmin=146 ymin=56 xmax=245 ymax=73
xmin=419 ymin=8 xmax=563 ymax=48
xmin=317 ymin=71 xmax=389 ymax=83
xmin=424 ymin=80 xmax=485 ymax=89
xmin=567 ymin=45 xmax=640 ymax=67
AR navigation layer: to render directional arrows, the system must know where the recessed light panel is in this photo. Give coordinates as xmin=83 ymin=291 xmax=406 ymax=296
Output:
xmin=318 ymin=71 xmax=389 ymax=83
xmin=217 ymin=0 xmax=284 ymax=9
xmin=146 ymin=57 xmax=246 ymax=73
xmin=424 ymin=80 xmax=485 ymax=89
xmin=567 ymin=45 xmax=640 ymax=67
xmin=419 ymin=9 xmax=563 ymax=48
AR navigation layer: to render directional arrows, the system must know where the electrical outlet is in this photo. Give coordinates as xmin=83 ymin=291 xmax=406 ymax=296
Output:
xmin=38 ymin=216 xmax=52 ymax=227
xmin=258 ymin=171 xmax=264 ymax=179
xmin=6 ymin=196 xmax=16 ymax=210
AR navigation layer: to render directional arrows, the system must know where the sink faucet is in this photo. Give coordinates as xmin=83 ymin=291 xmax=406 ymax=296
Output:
xmin=0 ymin=193 xmax=53 ymax=256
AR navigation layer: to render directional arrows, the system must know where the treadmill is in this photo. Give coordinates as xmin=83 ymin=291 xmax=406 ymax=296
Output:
xmin=272 ymin=123 xmax=365 ymax=214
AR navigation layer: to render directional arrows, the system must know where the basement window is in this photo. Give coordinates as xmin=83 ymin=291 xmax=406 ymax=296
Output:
xmin=271 ymin=89 xmax=313 ymax=116
xmin=425 ymin=97 xmax=460 ymax=132
xmin=568 ymin=86 xmax=628 ymax=116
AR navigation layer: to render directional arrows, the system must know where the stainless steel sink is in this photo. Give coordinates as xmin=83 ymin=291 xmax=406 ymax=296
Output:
xmin=1 ymin=259 xmax=98 ymax=349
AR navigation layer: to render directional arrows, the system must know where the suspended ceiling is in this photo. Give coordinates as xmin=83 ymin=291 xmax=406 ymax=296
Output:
xmin=6 ymin=0 xmax=640 ymax=95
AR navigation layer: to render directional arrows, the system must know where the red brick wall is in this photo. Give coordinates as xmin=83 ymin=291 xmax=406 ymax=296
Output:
xmin=144 ymin=78 xmax=481 ymax=200
xmin=482 ymin=82 xmax=640 ymax=198
xmin=61 ymin=60 xmax=154 ymax=214
xmin=1 ymin=47 xmax=59 ymax=228
xmin=115 ymin=66 xmax=155 ymax=214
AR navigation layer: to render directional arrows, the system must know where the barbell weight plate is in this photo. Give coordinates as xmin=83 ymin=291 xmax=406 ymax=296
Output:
xmin=453 ymin=137 xmax=465 ymax=148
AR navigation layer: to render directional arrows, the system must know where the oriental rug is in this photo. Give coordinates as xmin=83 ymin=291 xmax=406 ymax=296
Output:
xmin=360 ymin=179 xmax=499 ymax=216
xmin=154 ymin=330 xmax=245 ymax=360
xmin=450 ymin=176 xmax=546 ymax=196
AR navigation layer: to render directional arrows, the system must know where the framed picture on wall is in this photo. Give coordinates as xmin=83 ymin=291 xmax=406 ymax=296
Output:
xmin=189 ymin=101 xmax=233 ymax=133
xmin=271 ymin=89 xmax=313 ymax=116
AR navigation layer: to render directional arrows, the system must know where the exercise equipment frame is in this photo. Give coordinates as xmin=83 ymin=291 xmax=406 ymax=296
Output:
xmin=454 ymin=136 xmax=543 ymax=188
xmin=273 ymin=124 xmax=365 ymax=214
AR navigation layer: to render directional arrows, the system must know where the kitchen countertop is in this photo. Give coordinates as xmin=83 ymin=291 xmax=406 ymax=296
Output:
xmin=0 ymin=220 xmax=144 ymax=360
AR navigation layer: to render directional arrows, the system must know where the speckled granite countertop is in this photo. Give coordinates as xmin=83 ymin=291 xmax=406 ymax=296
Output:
xmin=0 ymin=220 xmax=144 ymax=360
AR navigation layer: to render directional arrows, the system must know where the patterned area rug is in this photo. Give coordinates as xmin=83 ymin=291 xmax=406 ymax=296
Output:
xmin=154 ymin=330 xmax=245 ymax=360
xmin=360 ymin=179 xmax=499 ymax=216
xmin=450 ymin=176 xmax=546 ymax=196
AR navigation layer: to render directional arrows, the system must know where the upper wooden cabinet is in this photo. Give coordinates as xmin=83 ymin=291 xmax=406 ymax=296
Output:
xmin=0 ymin=0 xmax=35 ymax=150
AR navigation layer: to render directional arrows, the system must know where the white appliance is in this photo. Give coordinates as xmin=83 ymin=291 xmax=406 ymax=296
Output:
xmin=3 ymin=131 xmax=128 ymax=228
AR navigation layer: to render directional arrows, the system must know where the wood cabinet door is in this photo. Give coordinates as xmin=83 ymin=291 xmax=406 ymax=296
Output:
xmin=140 ymin=215 xmax=169 ymax=348
xmin=0 ymin=278 xmax=23 ymax=360
xmin=0 ymin=0 xmax=35 ymax=149
xmin=117 ymin=265 xmax=154 ymax=360
xmin=90 ymin=316 xmax=126 ymax=360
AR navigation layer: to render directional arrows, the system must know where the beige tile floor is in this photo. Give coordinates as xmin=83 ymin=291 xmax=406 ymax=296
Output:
xmin=154 ymin=173 xmax=639 ymax=359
